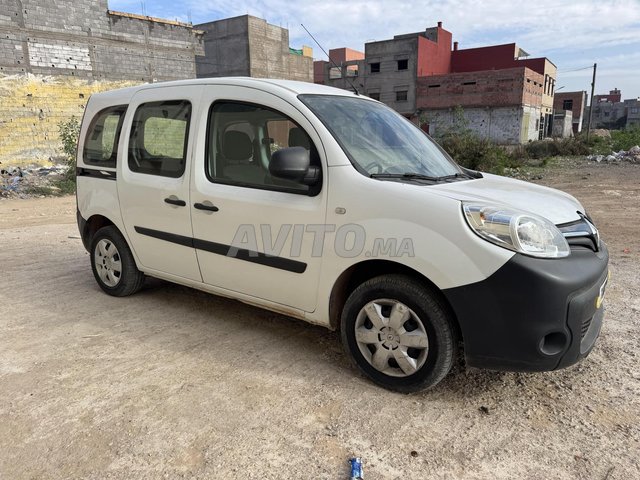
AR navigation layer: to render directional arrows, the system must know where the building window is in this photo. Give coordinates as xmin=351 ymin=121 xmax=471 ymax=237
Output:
xmin=370 ymin=62 xmax=380 ymax=73
xmin=396 ymin=90 xmax=408 ymax=102
xmin=397 ymin=59 xmax=408 ymax=71
xmin=329 ymin=67 xmax=341 ymax=79
xmin=562 ymin=99 xmax=573 ymax=111
xmin=462 ymin=81 xmax=476 ymax=86
xmin=368 ymin=92 xmax=380 ymax=101
xmin=427 ymin=84 xmax=440 ymax=88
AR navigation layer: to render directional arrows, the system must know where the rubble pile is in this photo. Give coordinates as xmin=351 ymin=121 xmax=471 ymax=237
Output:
xmin=587 ymin=145 xmax=640 ymax=164
xmin=0 ymin=163 xmax=70 ymax=199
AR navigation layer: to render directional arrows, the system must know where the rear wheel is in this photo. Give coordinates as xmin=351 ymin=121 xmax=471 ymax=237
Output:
xmin=341 ymin=274 xmax=456 ymax=392
xmin=90 ymin=226 xmax=144 ymax=297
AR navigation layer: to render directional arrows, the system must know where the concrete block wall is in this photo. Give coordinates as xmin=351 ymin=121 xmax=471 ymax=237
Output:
xmin=424 ymin=105 xmax=541 ymax=144
xmin=0 ymin=74 xmax=137 ymax=165
xmin=0 ymin=0 xmax=204 ymax=80
xmin=0 ymin=0 xmax=204 ymax=165
xmin=552 ymin=110 xmax=573 ymax=138
xmin=196 ymin=16 xmax=251 ymax=78
xmin=195 ymin=15 xmax=312 ymax=82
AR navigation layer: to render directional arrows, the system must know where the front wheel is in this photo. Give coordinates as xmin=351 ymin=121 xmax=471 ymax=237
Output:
xmin=90 ymin=226 xmax=145 ymax=297
xmin=341 ymin=275 xmax=456 ymax=392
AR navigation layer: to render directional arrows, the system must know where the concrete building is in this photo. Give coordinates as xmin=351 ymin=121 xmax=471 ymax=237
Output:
xmin=588 ymin=97 xmax=640 ymax=130
xmin=315 ymin=24 xmax=556 ymax=144
xmin=361 ymin=23 xmax=452 ymax=115
xmin=315 ymin=23 xmax=452 ymax=116
xmin=627 ymin=100 xmax=640 ymax=128
xmin=0 ymin=0 xmax=204 ymax=165
xmin=554 ymin=91 xmax=587 ymax=134
xmin=416 ymin=67 xmax=544 ymax=143
xmin=195 ymin=15 xmax=313 ymax=82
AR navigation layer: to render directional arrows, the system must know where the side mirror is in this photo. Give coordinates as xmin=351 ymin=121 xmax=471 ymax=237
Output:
xmin=270 ymin=147 xmax=320 ymax=186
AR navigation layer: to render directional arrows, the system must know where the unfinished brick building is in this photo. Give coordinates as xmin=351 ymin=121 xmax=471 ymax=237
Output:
xmin=316 ymin=23 xmax=557 ymax=144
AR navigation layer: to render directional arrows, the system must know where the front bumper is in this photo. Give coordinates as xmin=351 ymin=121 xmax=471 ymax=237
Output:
xmin=443 ymin=243 xmax=609 ymax=372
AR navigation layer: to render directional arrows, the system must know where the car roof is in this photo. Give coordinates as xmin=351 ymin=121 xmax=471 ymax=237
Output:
xmin=89 ymin=77 xmax=362 ymax=104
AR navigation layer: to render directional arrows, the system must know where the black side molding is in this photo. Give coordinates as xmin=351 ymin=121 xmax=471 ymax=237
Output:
xmin=133 ymin=226 xmax=307 ymax=274
xmin=76 ymin=167 xmax=117 ymax=180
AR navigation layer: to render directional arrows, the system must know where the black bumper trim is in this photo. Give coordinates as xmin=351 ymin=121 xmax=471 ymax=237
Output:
xmin=443 ymin=244 xmax=609 ymax=372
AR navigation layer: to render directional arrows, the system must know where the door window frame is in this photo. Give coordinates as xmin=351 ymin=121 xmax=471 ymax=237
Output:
xmin=204 ymin=99 xmax=323 ymax=197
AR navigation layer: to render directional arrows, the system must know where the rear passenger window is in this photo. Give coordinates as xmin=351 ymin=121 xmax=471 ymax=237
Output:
xmin=128 ymin=100 xmax=191 ymax=178
xmin=83 ymin=105 xmax=126 ymax=168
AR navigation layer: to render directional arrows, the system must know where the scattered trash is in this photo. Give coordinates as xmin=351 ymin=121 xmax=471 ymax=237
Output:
xmin=410 ymin=450 xmax=418 ymax=457
xmin=587 ymin=146 xmax=640 ymax=164
xmin=622 ymin=248 xmax=631 ymax=254
xmin=1 ymin=163 xmax=70 ymax=199
xmin=67 ymin=235 xmax=81 ymax=239
xmin=349 ymin=457 xmax=364 ymax=480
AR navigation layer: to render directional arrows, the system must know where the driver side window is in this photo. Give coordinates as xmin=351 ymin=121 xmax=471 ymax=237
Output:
xmin=206 ymin=101 xmax=321 ymax=195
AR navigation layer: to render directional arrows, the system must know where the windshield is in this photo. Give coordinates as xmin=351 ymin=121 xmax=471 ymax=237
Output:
xmin=299 ymin=94 xmax=461 ymax=178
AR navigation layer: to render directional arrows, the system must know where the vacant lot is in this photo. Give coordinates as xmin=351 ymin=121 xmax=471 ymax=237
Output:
xmin=1 ymin=159 xmax=638 ymax=479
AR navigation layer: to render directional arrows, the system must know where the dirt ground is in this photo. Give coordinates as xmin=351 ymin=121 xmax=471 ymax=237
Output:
xmin=1 ymin=158 xmax=638 ymax=479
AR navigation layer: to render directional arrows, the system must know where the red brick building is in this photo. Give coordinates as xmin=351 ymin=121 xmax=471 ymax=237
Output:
xmin=594 ymin=88 xmax=622 ymax=104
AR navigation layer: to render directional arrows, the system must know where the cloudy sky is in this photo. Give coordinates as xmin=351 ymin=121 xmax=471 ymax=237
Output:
xmin=109 ymin=0 xmax=640 ymax=99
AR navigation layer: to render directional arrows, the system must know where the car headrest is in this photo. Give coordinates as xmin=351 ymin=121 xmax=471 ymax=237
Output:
xmin=288 ymin=127 xmax=310 ymax=150
xmin=223 ymin=130 xmax=253 ymax=161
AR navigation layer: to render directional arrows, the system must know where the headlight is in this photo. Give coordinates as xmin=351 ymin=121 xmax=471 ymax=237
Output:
xmin=463 ymin=204 xmax=570 ymax=258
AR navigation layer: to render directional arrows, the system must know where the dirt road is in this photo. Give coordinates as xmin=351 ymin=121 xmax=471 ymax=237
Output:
xmin=1 ymin=160 xmax=639 ymax=479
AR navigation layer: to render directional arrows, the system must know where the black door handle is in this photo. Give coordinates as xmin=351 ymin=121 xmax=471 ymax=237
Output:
xmin=194 ymin=202 xmax=219 ymax=212
xmin=164 ymin=197 xmax=186 ymax=207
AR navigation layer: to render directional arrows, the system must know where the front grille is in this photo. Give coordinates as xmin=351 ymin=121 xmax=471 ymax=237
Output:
xmin=558 ymin=215 xmax=600 ymax=252
xmin=581 ymin=315 xmax=593 ymax=339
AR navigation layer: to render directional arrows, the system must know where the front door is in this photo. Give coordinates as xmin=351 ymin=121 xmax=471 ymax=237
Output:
xmin=118 ymin=86 xmax=203 ymax=282
xmin=190 ymin=86 xmax=328 ymax=312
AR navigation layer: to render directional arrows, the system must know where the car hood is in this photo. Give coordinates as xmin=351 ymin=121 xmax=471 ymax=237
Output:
xmin=430 ymin=173 xmax=584 ymax=225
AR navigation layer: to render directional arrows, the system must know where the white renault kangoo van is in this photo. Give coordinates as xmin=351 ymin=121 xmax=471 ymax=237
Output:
xmin=76 ymin=78 xmax=608 ymax=391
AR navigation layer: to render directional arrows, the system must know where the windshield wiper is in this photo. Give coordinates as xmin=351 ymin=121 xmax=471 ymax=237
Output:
xmin=370 ymin=172 xmax=472 ymax=182
xmin=370 ymin=172 xmax=439 ymax=181
xmin=434 ymin=172 xmax=473 ymax=181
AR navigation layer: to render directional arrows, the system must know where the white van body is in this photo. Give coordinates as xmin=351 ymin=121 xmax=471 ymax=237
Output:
xmin=76 ymin=78 xmax=608 ymax=391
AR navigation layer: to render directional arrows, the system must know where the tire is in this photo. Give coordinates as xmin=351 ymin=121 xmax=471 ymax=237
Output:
xmin=90 ymin=226 xmax=145 ymax=297
xmin=340 ymin=274 xmax=456 ymax=392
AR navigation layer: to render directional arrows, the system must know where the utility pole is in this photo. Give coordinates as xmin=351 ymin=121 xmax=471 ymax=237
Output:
xmin=586 ymin=63 xmax=597 ymax=142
